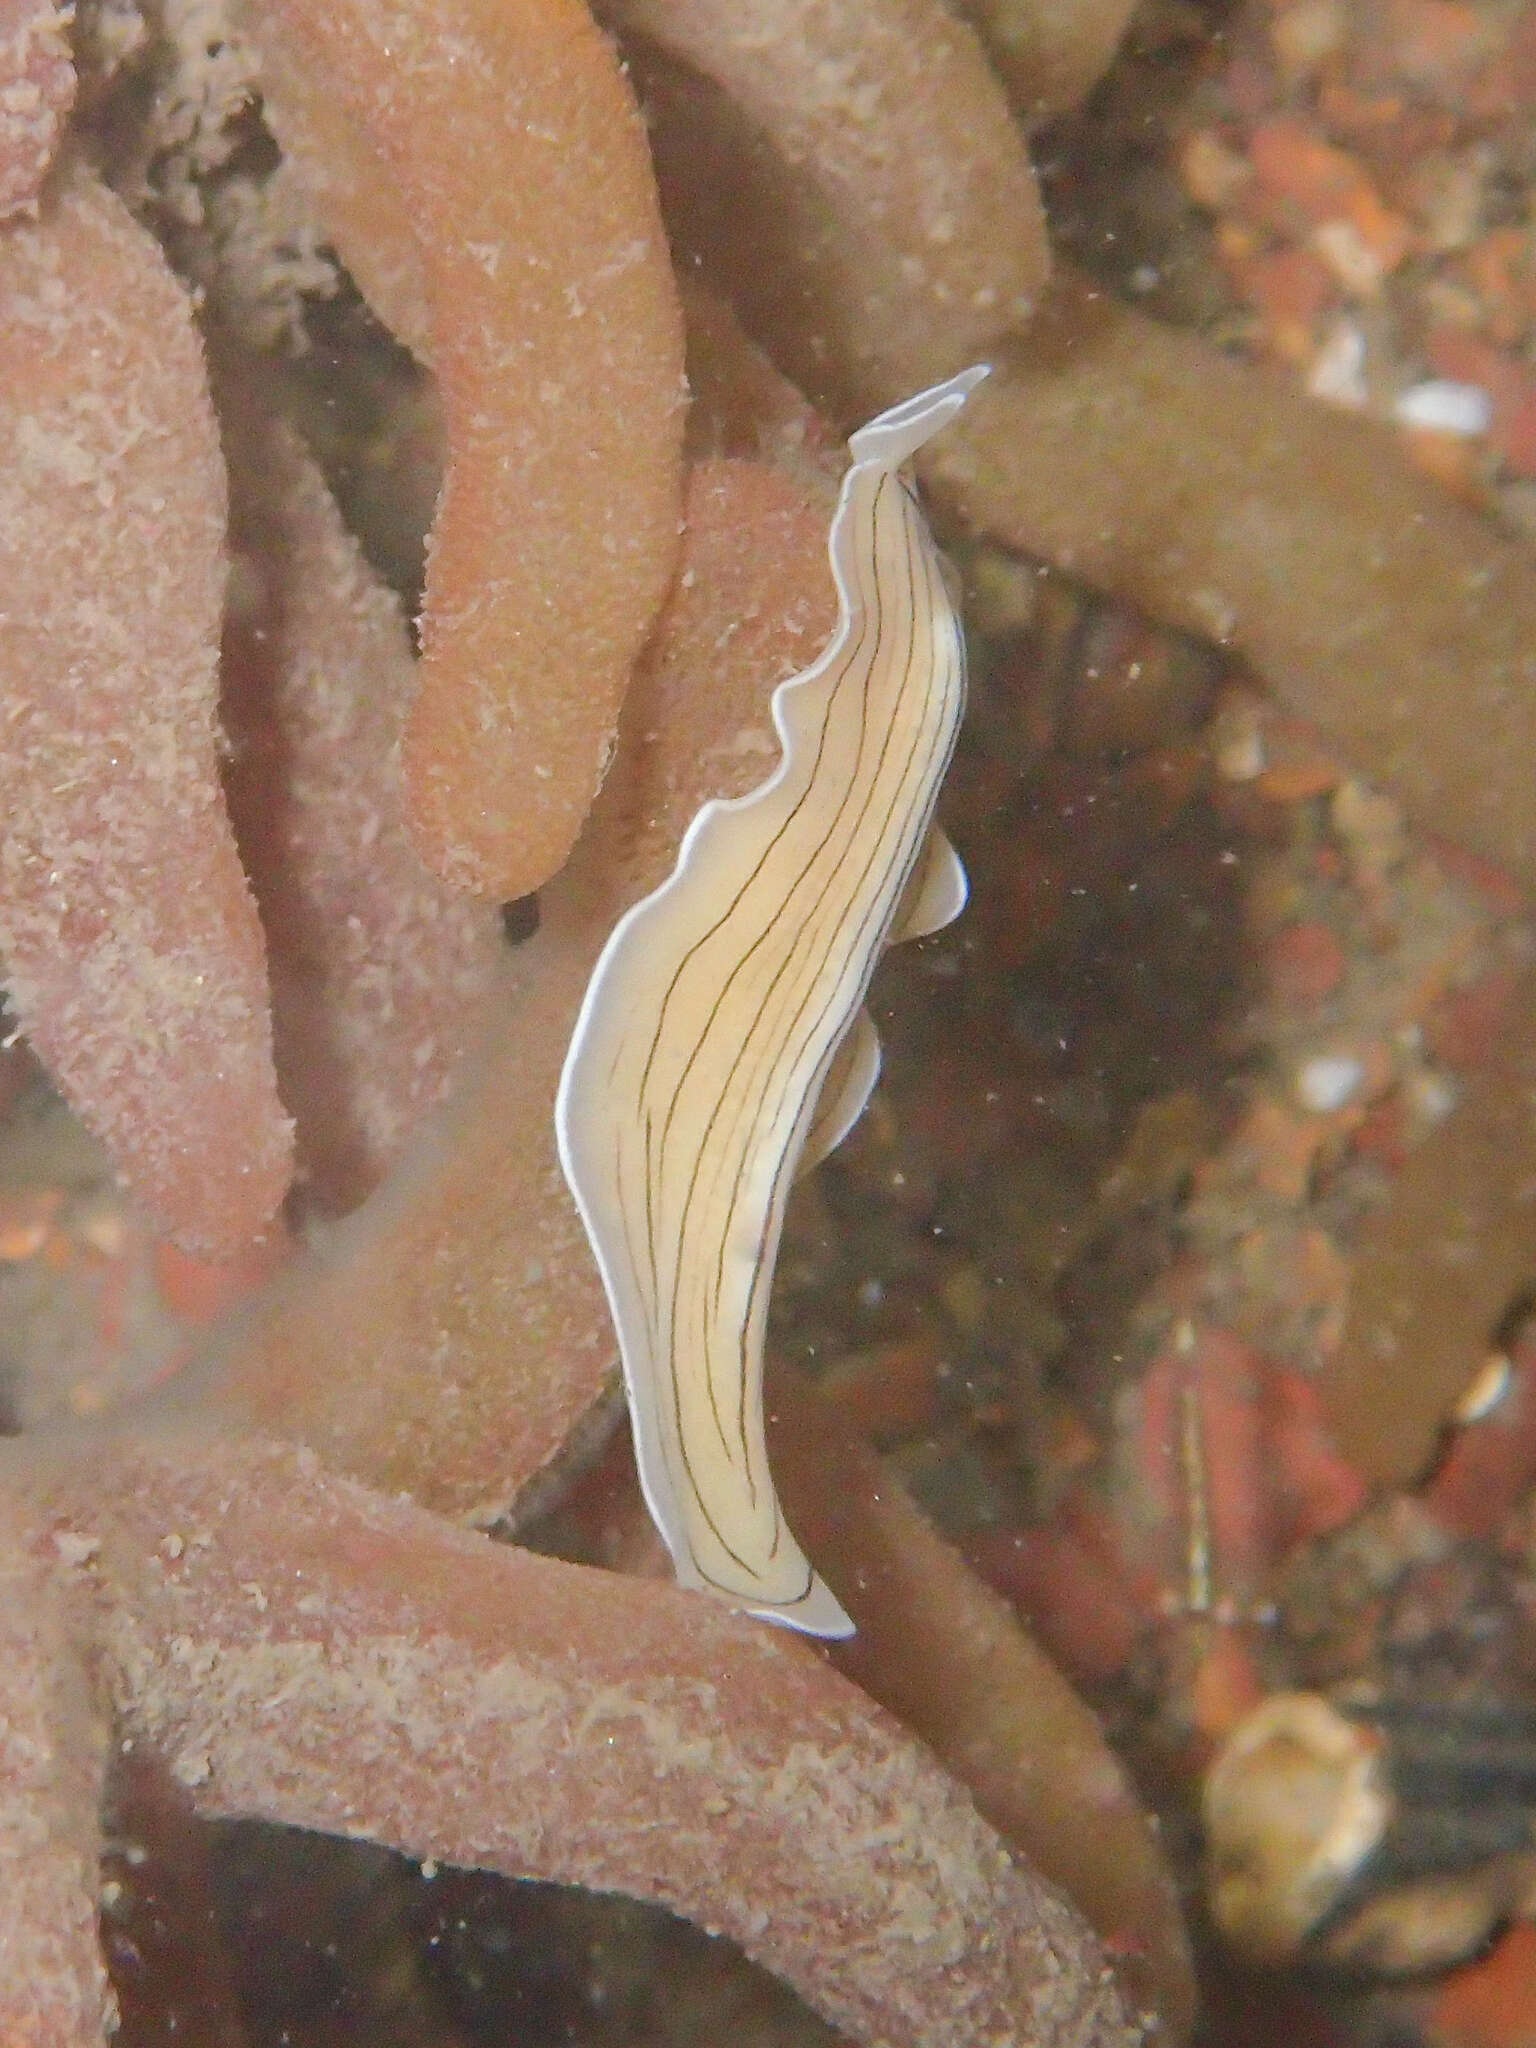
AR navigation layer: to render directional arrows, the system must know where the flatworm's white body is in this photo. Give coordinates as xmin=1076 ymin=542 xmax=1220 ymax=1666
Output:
xmin=555 ymin=366 xmax=986 ymax=1636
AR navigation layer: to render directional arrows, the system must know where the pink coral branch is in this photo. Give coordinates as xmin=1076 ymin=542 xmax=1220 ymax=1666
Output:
xmin=769 ymin=1367 xmax=1197 ymax=2036
xmin=0 ymin=1492 xmax=113 ymax=2045
xmin=218 ymin=388 xmax=505 ymax=1212
xmin=0 ymin=170 xmax=292 ymax=1255
xmin=0 ymin=0 xmax=72 ymax=218
xmin=19 ymin=1426 xmax=1141 ymax=2048
xmin=239 ymin=0 xmax=687 ymax=898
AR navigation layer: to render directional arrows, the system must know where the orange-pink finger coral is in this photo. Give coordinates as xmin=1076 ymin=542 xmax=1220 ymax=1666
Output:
xmin=769 ymin=1366 xmax=1198 ymax=2038
xmin=0 ymin=170 xmax=292 ymax=1256
xmin=241 ymin=0 xmax=687 ymax=899
xmin=219 ymin=391 xmax=505 ymax=1212
xmin=26 ymin=1426 xmax=1143 ymax=2048
xmin=0 ymin=1488 xmax=110 ymax=2042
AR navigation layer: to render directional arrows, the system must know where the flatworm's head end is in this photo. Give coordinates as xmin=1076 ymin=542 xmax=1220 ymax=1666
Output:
xmin=949 ymin=361 xmax=992 ymax=400
xmin=847 ymin=363 xmax=990 ymax=470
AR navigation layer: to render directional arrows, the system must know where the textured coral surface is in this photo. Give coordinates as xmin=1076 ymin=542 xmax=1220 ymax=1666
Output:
xmin=0 ymin=171 xmax=291 ymax=1256
xmin=9 ymin=0 xmax=1536 ymax=2040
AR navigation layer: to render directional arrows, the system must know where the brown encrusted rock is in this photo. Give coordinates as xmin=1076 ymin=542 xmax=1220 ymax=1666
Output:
xmin=0 ymin=169 xmax=292 ymax=1254
xmin=770 ymin=1368 xmax=1197 ymax=2039
xmin=953 ymin=0 xmax=1138 ymax=122
xmin=923 ymin=274 xmax=1536 ymax=900
xmin=611 ymin=0 xmax=1048 ymax=422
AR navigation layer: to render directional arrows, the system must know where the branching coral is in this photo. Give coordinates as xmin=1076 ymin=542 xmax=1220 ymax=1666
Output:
xmin=0 ymin=169 xmax=292 ymax=1255
xmin=611 ymin=0 xmax=1048 ymax=417
xmin=237 ymin=0 xmax=687 ymax=899
xmin=9 ymin=1424 xmax=1143 ymax=2048
xmin=0 ymin=424 xmax=1154 ymax=2041
xmin=9 ymin=0 xmax=1536 ymax=2035
xmin=0 ymin=1486 xmax=108 ymax=2040
xmin=920 ymin=281 xmax=1536 ymax=900
xmin=0 ymin=0 xmax=73 ymax=217
xmin=952 ymin=0 xmax=1139 ymax=121
xmin=767 ymin=1366 xmax=1196 ymax=2035
xmin=217 ymin=385 xmax=506 ymax=1208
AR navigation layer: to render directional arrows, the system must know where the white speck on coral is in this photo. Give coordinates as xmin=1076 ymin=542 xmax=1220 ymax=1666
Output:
xmin=1294 ymin=1053 xmax=1363 ymax=1113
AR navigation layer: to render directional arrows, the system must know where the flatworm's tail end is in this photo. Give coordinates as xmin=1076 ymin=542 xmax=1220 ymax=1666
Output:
xmin=746 ymin=1572 xmax=856 ymax=1641
xmin=847 ymin=362 xmax=990 ymax=470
